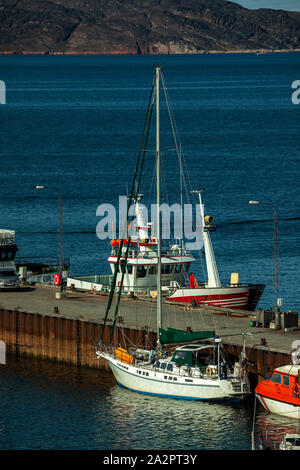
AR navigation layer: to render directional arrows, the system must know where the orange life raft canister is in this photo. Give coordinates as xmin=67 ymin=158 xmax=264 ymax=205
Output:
xmin=115 ymin=347 xmax=134 ymax=365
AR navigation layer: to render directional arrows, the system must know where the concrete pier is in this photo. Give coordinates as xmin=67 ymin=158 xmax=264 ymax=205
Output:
xmin=0 ymin=285 xmax=299 ymax=384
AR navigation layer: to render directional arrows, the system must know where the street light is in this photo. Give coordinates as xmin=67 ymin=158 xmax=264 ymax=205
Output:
xmin=36 ymin=185 xmax=64 ymax=288
xmin=248 ymin=200 xmax=280 ymax=326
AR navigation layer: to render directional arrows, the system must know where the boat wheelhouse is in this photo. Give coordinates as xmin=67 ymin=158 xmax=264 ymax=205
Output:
xmin=108 ymin=195 xmax=195 ymax=294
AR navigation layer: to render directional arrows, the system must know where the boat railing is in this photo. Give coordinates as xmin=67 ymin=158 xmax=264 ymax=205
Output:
xmin=112 ymin=247 xmax=192 ymax=259
xmin=151 ymin=361 xmax=221 ymax=379
xmin=74 ymin=273 xmax=112 ymax=285
xmin=224 ymin=282 xmax=265 ymax=288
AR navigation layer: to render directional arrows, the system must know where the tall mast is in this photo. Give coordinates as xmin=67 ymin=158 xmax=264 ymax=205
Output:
xmin=156 ymin=66 xmax=162 ymax=346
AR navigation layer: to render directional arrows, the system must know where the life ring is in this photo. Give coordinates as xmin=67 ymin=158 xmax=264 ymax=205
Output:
xmin=53 ymin=273 xmax=61 ymax=286
xmin=206 ymin=366 xmax=213 ymax=375
xmin=117 ymin=281 xmax=124 ymax=290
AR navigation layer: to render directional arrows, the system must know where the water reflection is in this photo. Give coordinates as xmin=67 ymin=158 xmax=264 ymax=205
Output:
xmin=100 ymin=384 xmax=253 ymax=450
xmin=254 ymin=412 xmax=300 ymax=450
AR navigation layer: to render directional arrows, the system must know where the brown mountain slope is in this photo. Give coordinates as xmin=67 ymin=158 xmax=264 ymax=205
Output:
xmin=0 ymin=0 xmax=299 ymax=54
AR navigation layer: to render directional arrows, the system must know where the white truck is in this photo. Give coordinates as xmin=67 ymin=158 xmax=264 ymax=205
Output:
xmin=0 ymin=229 xmax=20 ymax=289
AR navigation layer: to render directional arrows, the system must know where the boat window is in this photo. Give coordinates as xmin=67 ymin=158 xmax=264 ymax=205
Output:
xmin=196 ymin=350 xmax=214 ymax=366
xmin=173 ymin=351 xmax=187 ymax=361
xmin=282 ymin=376 xmax=290 ymax=386
xmin=271 ymin=373 xmax=282 ymax=384
xmin=127 ymin=265 xmax=133 ymax=275
xmin=155 ymin=361 xmax=160 ymax=368
xmin=119 ymin=260 xmax=126 ymax=273
xmin=136 ymin=265 xmax=147 ymax=278
xmin=149 ymin=266 xmax=157 ymax=275
xmin=175 ymin=264 xmax=182 ymax=273
xmin=184 ymin=263 xmax=191 ymax=272
xmin=167 ymin=364 xmax=173 ymax=372
xmin=161 ymin=264 xmax=172 ymax=274
xmin=160 ymin=363 xmax=167 ymax=370
xmin=286 ymin=438 xmax=300 ymax=446
xmin=0 ymin=271 xmax=16 ymax=277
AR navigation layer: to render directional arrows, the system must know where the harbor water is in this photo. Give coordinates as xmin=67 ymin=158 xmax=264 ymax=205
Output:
xmin=0 ymin=356 xmax=266 ymax=450
xmin=0 ymin=356 xmax=299 ymax=450
xmin=0 ymin=53 xmax=299 ymax=449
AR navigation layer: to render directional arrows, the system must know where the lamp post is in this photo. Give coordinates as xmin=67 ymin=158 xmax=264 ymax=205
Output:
xmin=248 ymin=200 xmax=280 ymax=327
xmin=36 ymin=185 xmax=64 ymax=290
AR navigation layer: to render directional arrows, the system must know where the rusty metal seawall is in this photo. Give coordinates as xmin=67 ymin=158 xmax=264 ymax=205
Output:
xmin=0 ymin=308 xmax=156 ymax=370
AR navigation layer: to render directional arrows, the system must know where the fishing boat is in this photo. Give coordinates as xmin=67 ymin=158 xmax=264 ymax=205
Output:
xmin=97 ymin=66 xmax=251 ymax=401
xmin=105 ymin=190 xmax=265 ymax=311
xmin=255 ymin=364 xmax=300 ymax=420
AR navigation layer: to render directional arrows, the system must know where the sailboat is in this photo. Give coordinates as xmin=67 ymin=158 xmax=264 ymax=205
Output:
xmin=97 ymin=66 xmax=251 ymax=401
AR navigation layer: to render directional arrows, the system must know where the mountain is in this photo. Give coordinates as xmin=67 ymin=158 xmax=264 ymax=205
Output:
xmin=0 ymin=0 xmax=299 ymax=54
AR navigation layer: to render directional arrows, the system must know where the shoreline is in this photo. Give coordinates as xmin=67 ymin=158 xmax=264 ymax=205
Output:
xmin=1 ymin=48 xmax=300 ymax=56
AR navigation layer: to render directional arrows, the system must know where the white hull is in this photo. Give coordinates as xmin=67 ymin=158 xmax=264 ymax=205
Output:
xmin=100 ymin=352 xmax=249 ymax=401
xmin=256 ymin=393 xmax=300 ymax=420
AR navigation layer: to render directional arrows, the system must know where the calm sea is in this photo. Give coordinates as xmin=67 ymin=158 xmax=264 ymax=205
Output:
xmin=0 ymin=53 xmax=299 ymax=450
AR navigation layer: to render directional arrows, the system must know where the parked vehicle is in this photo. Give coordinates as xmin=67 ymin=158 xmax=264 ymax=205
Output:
xmin=0 ymin=229 xmax=20 ymax=289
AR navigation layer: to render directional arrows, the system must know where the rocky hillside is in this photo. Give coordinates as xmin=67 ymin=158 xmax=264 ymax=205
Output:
xmin=0 ymin=0 xmax=299 ymax=54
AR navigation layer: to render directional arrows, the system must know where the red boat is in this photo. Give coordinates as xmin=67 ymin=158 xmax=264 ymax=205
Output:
xmin=255 ymin=364 xmax=300 ymax=420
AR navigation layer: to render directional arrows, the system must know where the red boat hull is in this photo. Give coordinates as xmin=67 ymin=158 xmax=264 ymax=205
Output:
xmin=166 ymin=284 xmax=265 ymax=311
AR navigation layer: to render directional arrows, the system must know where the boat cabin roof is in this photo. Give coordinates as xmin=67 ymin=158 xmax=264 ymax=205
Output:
xmin=274 ymin=365 xmax=300 ymax=376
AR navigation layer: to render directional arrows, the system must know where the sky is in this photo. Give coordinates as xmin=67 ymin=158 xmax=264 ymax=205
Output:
xmin=234 ymin=1 xmax=300 ymax=11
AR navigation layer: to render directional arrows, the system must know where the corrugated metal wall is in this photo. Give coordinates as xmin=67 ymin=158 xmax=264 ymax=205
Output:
xmin=0 ymin=309 xmax=156 ymax=370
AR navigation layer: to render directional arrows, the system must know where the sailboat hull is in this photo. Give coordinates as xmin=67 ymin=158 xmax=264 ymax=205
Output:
xmin=100 ymin=353 xmax=249 ymax=401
